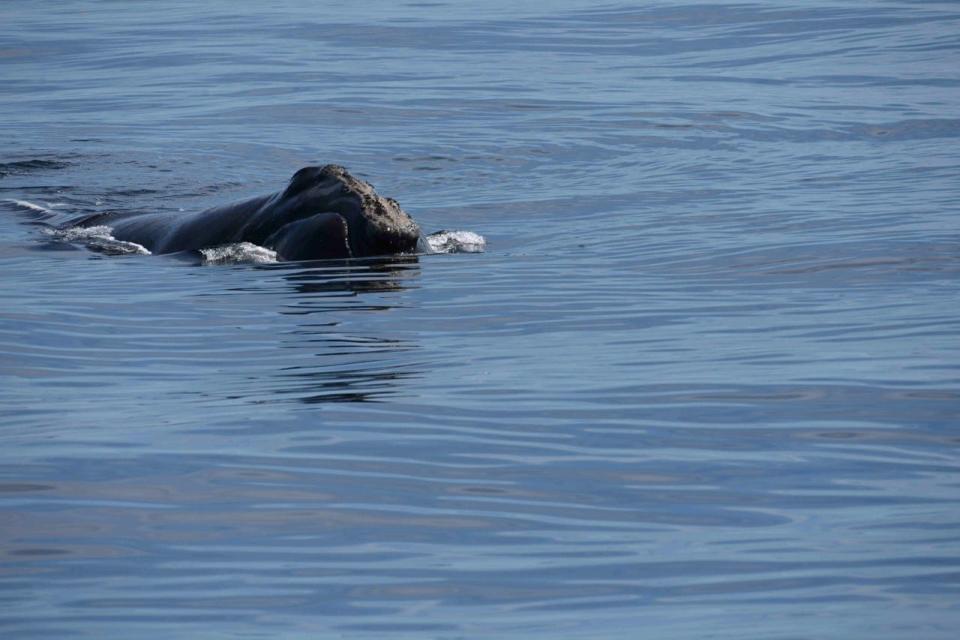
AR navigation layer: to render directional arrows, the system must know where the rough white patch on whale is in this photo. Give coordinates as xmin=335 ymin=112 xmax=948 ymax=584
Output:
xmin=44 ymin=225 xmax=152 ymax=255
xmin=201 ymin=242 xmax=278 ymax=265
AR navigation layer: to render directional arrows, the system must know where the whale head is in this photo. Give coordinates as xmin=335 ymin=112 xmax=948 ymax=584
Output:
xmin=281 ymin=165 xmax=421 ymax=258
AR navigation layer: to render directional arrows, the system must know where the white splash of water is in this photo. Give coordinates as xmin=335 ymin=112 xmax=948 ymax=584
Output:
xmin=44 ymin=225 xmax=151 ymax=256
xmin=49 ymin=224 xmax=112 ymax=241
xmin=424 ymin=230 xmax=486 ymax=254
xmin=200 ymin=242 xmax=278 ymax=265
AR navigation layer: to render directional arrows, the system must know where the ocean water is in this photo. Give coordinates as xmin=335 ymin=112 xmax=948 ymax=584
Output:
xmin=2 ymin=1 xmax=959 ymax=638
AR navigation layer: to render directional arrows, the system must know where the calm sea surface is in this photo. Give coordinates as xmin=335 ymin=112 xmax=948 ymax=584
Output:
xmin=2 ymin=1 xmax=959 ymax=638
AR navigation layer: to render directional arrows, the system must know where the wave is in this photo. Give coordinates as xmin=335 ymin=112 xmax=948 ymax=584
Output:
xmin=5 ymin=198 xmax=57 ymax=214
xmin=0 ymin=158 xmax=70 ymax=177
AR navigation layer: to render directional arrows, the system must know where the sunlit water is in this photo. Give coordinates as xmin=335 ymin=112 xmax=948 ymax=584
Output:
xmin=2 ymin=1 xmax=959 ymax=638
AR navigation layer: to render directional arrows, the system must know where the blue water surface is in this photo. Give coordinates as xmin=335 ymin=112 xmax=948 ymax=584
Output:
xmin=1 ymin=1 xmax=959 ymax=638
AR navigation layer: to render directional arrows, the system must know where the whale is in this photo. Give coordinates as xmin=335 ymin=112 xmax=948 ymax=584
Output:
xmin=71 ymin=165 xmax=424 ymax=261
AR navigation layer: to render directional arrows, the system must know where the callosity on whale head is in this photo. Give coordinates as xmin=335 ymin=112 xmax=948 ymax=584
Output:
xmin=271 ymin=164 xmax=422 ymax=258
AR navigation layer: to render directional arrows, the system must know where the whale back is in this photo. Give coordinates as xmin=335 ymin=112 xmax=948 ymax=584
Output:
xmin=154 ymin=194 xmax=272 ymax=253
xmin=73 ymin=165 xmax=421 ymax=260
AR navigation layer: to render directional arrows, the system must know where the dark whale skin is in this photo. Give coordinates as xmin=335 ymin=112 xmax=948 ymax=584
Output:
xmin=76 ymin=165 xmax=421 ymax=260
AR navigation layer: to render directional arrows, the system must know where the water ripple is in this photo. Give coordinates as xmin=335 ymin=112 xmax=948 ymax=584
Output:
xmin=2 ymin=1 xmax=959 ymax=638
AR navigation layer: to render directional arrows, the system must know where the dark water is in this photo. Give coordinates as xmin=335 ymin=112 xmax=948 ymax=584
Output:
xmin=2 ymin=1 xmax=959 ymax=637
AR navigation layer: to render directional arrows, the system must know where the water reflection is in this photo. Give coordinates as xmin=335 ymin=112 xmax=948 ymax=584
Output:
xmin=276 ymin=256 xmax=420 ymax=297
xmin=265 ymin=258 xmax=423 ymax=404
xmin=279 ymin=366 xmax=419 ymax=404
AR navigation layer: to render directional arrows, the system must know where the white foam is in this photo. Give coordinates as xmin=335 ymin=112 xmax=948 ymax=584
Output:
xmin=424 ymin=230 xmax=486 ymax=254
xmin=44 ymin=225 xmax=151 ymax=256
xmin=201 ymin=242 xmax=278 ymax=265
xmin=48 ymin=224 xmax=113 ymax=241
